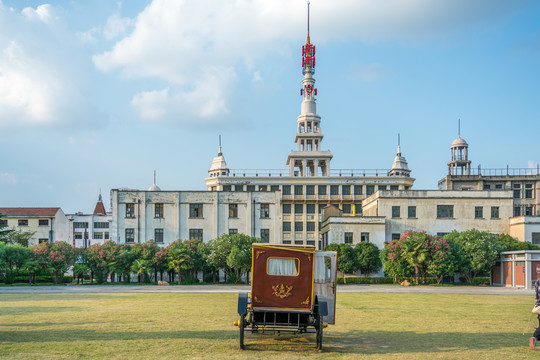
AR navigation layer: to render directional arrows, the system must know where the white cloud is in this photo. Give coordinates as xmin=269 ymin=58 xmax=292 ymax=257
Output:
xmin=252 ymin=71 xmax=263 ymax=83
xmin=94 ymin=0 xmax=530 ymax=124
xmin=0 ymin=173 xmax=17 ymax=185
xmin=0 ymin=3 xmax=105 ymax=129
xmin=21 ymin=4 xmax=55 ymax=24
xmin=351 ymin=62 xmax=388 ymax=82
xmin=103 ymin=14 xmax=134 ymax=41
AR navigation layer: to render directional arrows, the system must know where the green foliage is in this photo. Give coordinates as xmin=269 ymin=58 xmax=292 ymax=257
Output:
xmin=324 ymin=243 xmax=359 ymax=283
xmin=336 ymin=276 xmax=395 ymax=284
xmin=0 ymin=227 xmax=36 ymax=247
xmin=445 ymin=229 xmax=502 ymax=283
xmin=0 ymin=213 xmax=11 ymax=241
xmin=0 ymin=243 xmax=32 ymax=284
xmin=206 ymin=234 xmax=257 ymax=283
xmin=32 ymin=241 xmax=77 ymax=284
xmin=496 ymin=233 xmax=540 ymax=251
xmin=355 ymin=242 xmax=382 ymax=276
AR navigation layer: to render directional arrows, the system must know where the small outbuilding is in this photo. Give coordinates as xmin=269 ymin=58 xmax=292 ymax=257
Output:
xmin=492 ymin=250 xmax=540 ymax=289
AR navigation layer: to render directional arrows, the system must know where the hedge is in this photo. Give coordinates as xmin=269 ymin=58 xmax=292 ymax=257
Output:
xmin=337 ymin=276 xmax=439 ymax=285
xmin=5 ymin=275 xmax=74 ymax=284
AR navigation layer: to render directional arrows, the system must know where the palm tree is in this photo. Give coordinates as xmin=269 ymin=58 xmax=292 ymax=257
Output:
xmin=131 ymin=259 xmax=149 ymax=284
xmin=168 ymin=247 xmax=189 ymax=285
xmin=401 ymin=238 xmax=428 ymax=285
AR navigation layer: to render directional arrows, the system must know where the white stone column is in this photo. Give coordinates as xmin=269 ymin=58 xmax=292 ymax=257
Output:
xmin=302 ymin=159 xmax=307 ymax=176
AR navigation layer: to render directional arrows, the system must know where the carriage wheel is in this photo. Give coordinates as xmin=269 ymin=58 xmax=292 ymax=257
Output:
xmin=239 ymin=315 xmax=245 ymax=350
xmin=316 ymin=315 xmax=323 ymax=350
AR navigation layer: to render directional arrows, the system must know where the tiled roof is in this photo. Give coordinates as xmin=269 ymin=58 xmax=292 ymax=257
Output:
xmin=93 ymin=201 xmax=107 ymax=216
xmin=0 ymin=207 xmax=61 ymax=217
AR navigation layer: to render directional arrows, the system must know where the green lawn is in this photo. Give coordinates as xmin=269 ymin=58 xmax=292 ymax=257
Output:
xmin=0 ymin=292 xmax=537 ymax=359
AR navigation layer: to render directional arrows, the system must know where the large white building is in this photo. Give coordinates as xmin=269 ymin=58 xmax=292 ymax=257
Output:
xmin=67 ymin=194 xmax=111 ymax=248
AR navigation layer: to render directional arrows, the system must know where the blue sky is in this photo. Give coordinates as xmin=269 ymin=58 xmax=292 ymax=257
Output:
xmin=0 ymin=0 xmax=539 ymax=214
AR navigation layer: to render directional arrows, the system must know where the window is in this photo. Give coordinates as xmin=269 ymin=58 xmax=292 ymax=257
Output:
xmin=260 ymin=229 xmax=270 ymax=242
xmin=189 ymin=229 xmax=203 ymax=240
xmin=379 ymin=185 xmax=387 ymax=191
xmin=259 ymin=185 xmax=267 ymax=192
xmin=125 ymin=228 xmax=134 ymax=243
xmin=39 ymin=238 xmax=48 ymax=244
xmin=330 ymin=185 xmax=339 ymax=195
xmin=306 ymin=185 xmax=315 ymax=195
xmin=283 ymin=240 xmax=291 ymax=244
xmin=513 ymin=190 xmax=521 ymax=199
xmin=74 ymin=222 xmax=88 ymax=228
xmin=294 ymin=185 xmax=303 ymax=195
xmin=355 ymin=204 xmax=362 ymax=215
xmin=18 ymin=219 xmax=28 ymax=226
xmin=75 ymin=233 xmax=82 ymax=239
xmin=190 ymin=204 xmax=203 ymax=218
xmin=270 ymin=185 xmax=280 ymax=192
xmin=318 ymin=204 xmax=327 ymax=213
xmin=294 ymin=240 xmax=304 ymax=245
xmin=342 ymin=185 xmax=351 ymax=195
xmin=366 ymin=185 xmax=375 ymax=195
xmin=495 ymin=184 xmax=503 ymax=189
xmin=391 ymin=233 xmax=400 ymax=241
xmin=408 ymin=206 xmax=416 ymax=218
xmin=126 ymin=203 xmax=135 ymax=218
xmin=513 ymin=183 xmax=521 ymax=189
xmin=525 ymin=206 xmax=533 ymax=216
xmin=354 ymin=185 xmax=362 ymax=195
xmin=283 ymin=222 xmax=291 ymax=231
xmin=437 ymin=205 xmax=454 ymax=218
xmin=155 ymin=228 xmax=164 ymax=243
xmin=260 ymin=204 xmax=270 ymax=218
xmin=282 ymin=185 xmax=291 ymax=195
xmin=306 ymin=204 xmax=315 ymax=214
xmin=105 ymin=232 xmax=109 ymax=239
xmin=307 ymin=240 xmax=315 ymax=246
xmin=344 ymin=232 xmax=353 ymax=244
xmin=475 ymin=206 xmax=483 ymax=219
xmin=247 ymin=185 xmax=255 ymax=192
xmin=267 ymin=258 xmax=299 ymax=276
xmin=283 ymin=204 xmax=291 ymax=214
xmin=483 ymin=184 xmax=491 ymax=190
xmin=93 ymin=232 xmax=103 ymax=239
xmin=295 ymin=204 xmax=304 ymax=214
xmin=38 ymin=219 xmax=49 ymax=226
xmin=223 ymin=185 xmax=232 ymax=191
xmin=94 ymin=222 xmax=109 ymax=228
xmin=343 ymin=204 xmax=351 ymax=214
xmin=526 ymin=183 xmax=533 ymax=189
xmin=307 ymin=222 xmax=315 ymax=232
xmin=491 ymin=206 xmax=499 ymax=219
xmin=229 ymin=204 xmax=238 ymax=218
xmin=526 ymin=189 xmax=533 ymax=199
xmin=361 ymin=232 xmax=370 ymax=243
xmin=318 ymin=185 xmax=327 ymax=195
xmin=294 ymin=222 xmax=303 ymax=232
xmin=532 ymin=233 xmax=540 ymax=245
xmin=229 ymin=229 xmax=238 ymax=235
xmin=515 ymin=206 xmax=521 ymax=217
xmin=390 ymin=185 xmax=399 ymax=190
xmin=391 ymin=206 xmax=400 ymax=218
xmin=155 ymin=203 xmax=164 ymax=218
xmin=0 ymin=219 xmax=6 ymax=226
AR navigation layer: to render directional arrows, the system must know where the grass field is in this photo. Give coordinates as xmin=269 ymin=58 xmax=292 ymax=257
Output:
xmin=0 ymin=292 xmax=538 ymax=359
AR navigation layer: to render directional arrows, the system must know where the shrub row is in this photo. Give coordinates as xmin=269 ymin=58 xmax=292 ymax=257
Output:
xmin=1 ymin=275 xmax=74 ymax=284
xmin=337 ymin=276 xmax=439 ymax=285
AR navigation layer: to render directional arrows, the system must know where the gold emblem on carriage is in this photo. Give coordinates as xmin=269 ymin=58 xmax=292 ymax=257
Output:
xmin=272 ymin=284 xmax=293 ymax=299
xmin=300 ymin=297 xmax=310 ymax=305
xmin=253 ymin=296 xmax=262 ymax=304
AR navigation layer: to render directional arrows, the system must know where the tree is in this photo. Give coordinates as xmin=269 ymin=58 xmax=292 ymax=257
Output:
xmin=131 ymin=259 xmax=150 ymax=283
xmin=382 ymin=239 xmax=413 ymax=282
xmin=167 ymin=241 xmax=190 ymax=285
xmin=72 ymin=264 xmax=89 ymax=284
xmin=115 ymin=244 xmax=135 ymax=283
xmin=206 ymin=234 xmax=234 ymax=280
xmin=34 ymin=242 xmax=78 ymax=284
xmin=226 ymin=234 xmax=258 ymax=283
xmin=23 ymin=259 xmax=40 ymax=285
xmin=0 ymin=243 xmax=32 ymax=284
xmin=426 ymin=236 xmax=457 ymax=284
xmin=324 ymin=243 xmax=359 ymax=283
xmin=496 ymin=233 xmax=540 ymax=251
xmin=152 ymin=248 xmax=168 ymax=281
xmin=355 ymin=242 xmax=382 ymax=276
xmin=86 ymin=240 xmax=118 ymax=284
xmin=446 ymin=229 xmax=503 ymax=283
xmin=0 ymin=213 xmax=12 ymax=242
xmin=400 ymin=231 xmax=431 ymax=285
xmin=1 ymin=228 xmax=35 ymax=247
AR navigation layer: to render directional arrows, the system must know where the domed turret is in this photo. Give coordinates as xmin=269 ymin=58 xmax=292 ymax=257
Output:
xmin=148 ymin=170 xmax=161 ymax=191
xmin=208 ymin=136 xmax=229 ymax=178
xmin=388 ymin=134 xmax=411 ymax=177
xmin=448 ymin=120 xmax=471 ymax=175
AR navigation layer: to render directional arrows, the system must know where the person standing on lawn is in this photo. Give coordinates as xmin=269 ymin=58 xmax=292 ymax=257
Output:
xmin=531 ymin=278 xmax=540 ymax=350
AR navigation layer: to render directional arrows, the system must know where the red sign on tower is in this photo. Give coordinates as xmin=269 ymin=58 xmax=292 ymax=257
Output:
xmin=302 ymin=43 xmax=316 ymax=68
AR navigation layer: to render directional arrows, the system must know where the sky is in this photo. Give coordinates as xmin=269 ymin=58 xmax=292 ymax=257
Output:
xmin=0 ymin=0 xmax=539 ymax=214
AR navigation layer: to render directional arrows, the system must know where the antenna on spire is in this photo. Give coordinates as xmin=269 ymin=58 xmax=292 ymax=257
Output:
xmin=218 ymin=135 xmax=223 ymax=155
xmin=398 ymin=133 xmax=400 ymax=147
xmin=397 ymin=133 xmax=401 ymax=156
xmin=307 ymin=1 xmax=310 ymax=38
xmin=153 ymin=170 xmax=156 ymax=185
xmin=98 ymin=188 xmax=102 ymax=202
xmin=458 ymin=119 xmax=461 ymax=137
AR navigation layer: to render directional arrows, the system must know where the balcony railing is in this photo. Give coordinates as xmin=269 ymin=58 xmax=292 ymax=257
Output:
xmin=226 ymin=168 xmax=392 ymax=177
xmin=461 ymin=166 xmax=540 ymax=177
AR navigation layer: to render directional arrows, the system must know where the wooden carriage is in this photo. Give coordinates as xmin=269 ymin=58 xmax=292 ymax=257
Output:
xmin=235 ymin=244 xmax=337 ymax=350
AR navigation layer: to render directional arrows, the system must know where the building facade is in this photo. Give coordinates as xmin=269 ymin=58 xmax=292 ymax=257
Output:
xmin=67 ymin=195 xmax=112 ymax=248
xmin=0 ymin=207 xmax=72 ymax=246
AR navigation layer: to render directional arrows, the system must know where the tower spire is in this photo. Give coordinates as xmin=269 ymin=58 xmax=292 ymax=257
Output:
xmin=307 ymin=1 xmax=310 ymax=43
xmin=458 ymin=119 xmax=461 ymax=137
xmin=397 ymin=133 xmax=401 ymax=156
xmin=218 ymin=135 xmax=222 ymax=156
